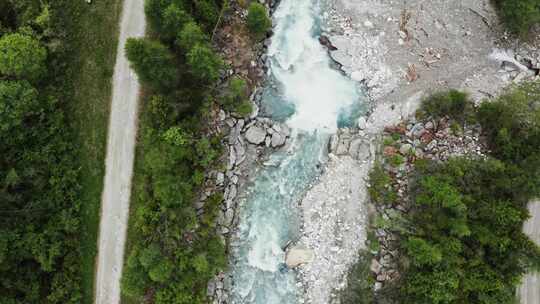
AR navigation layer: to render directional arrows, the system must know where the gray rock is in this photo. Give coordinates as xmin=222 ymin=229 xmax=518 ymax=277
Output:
xmin=400 ymin=143 xmax=413 ymax=155
xmin=216 ymin=172 xmax=225 ymax=185
xmin=336 ymin=136 xmax=351 ymax=155
xmin=226 ymin=184 xmax=237 ymax=201
xmin=328 ymin=134 xmax=339 ymax=153
xmin=244 ymin=125 xmax=267 ymax=145
xmin=370 ymin=258 xmax=382 ymax=274
xmin=234 ymin=141 xmax=246 ymax=165
xmin=228 ymin=147 xmax=236 ymax=170
xmin=207 ymin=279 xmax=216 ymax=297
xmin=271 ymin=132 xmax=286 ymax=147
xmin=358 ymin=117 xmax=367 ymax=130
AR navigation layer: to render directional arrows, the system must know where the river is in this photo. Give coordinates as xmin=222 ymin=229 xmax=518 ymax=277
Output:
xmin=229 ymin=0 xmax=365 ymax=303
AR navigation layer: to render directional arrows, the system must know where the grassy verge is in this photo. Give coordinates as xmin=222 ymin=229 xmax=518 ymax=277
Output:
xmin=54 ymin=1 xmax=123 ymax=302
xmin=121 ymin=94 xmax=148 ymax=304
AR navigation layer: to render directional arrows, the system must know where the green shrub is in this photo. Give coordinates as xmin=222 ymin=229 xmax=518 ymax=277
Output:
xmin=176 ymin=21 xmax=208 ymax=51
xmin=186 ymin=44 xmax=223 ymax=83
xmin=0 ymin=80 xmax=39 ymax=134
xmin=246 ymin=2 xmax=271 ymax=40
xmin=420 ymin=89 xmax=471 ymax=122
xmin=125 ymin=38 xmax=179 ymax=89
xmin=221 ymin=76 xmax=253 ymax=116
xmin=399 ymin=158 xmax=540 ymax=304
xmin=0 ymin=33 xmax=46 ymax=80
xmin=477 ymin=81 xmax=540 ymax=168
xmin=368 ymin=163 xmax=397 ymax=205
xmin=493 ymin=0 xmax=540 ymax=37
xmin=162 ymin=4 xmax=192 ymax=40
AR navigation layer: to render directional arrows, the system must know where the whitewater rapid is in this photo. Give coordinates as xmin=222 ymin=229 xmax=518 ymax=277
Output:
xmin=229 ymin=0 xmax=364 ymax=303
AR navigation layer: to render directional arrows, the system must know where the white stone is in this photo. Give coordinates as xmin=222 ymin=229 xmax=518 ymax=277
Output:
xmin=285 ymin=247 xmax=315 ymax=268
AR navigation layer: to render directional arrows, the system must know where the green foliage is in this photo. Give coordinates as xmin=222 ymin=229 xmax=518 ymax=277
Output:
xmin=477 ymin=81 xmax=540 ymax=171
xmin=122 ymin=2 xmax=228 ymax=302
xmin=405 ymin=237 xmax=442 ymax=266
xmin=221 ymin=76 xmax=253 ymax=116
xmin=246 ymin=2 xmax=271 ymax=40
xmin=492 ymin=0 xmax=540 ymax=37
xmin=125 ymin=38 xmax=179 ymax=89
xmin=368 ymin=163 xmax=397 ymax=205
xmin=420 ymin=89 xmax=472 ymax=122
xmin=0 ymin=33 xmax=46 ymax=81
xmin=0 ymin=80 xmax=39 ymax=134
xmin=149 ymin=259 xmax=174 ymax=283
xmin=162 ymin=4 xmax=192 ymax=40
xmin=186 ymin=44 xmax=222 ymax=82
xmin=388 ymin=154 xmax=405 ymax=167
xmin=399 ymin=157 xmax=540 ymax=304
xmin=340 ymin=250 xmax=376 ymax=304
xmin=0 ymin=1 xmax=112 ymax=302
xmin=176 ymin=21 xmax=208 ymax=51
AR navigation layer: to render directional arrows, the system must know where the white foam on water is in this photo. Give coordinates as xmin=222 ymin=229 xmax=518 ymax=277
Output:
xmin=268 ymin=0 xmax=360 ymax=132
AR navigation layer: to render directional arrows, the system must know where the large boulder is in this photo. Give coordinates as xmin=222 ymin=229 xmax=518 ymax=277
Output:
xmin=244 ymin=125 xmax=267 ymax=145
xmin=285 ymin=247 xmax=314 ymax=268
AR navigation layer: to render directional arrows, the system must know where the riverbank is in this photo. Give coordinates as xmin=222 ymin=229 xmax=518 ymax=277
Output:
xmin=295 ymin=0 xmax=540 ymax=303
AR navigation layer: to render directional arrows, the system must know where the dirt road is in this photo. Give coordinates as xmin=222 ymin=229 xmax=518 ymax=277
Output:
xmin=519 ymin=201 xmax=540 ymax=304
xmin=94 ymin=0 xmax=145 ymax=303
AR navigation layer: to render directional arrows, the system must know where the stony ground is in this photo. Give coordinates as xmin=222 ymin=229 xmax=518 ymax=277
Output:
xmin=325 ymin=0 xmax=538 ymax=130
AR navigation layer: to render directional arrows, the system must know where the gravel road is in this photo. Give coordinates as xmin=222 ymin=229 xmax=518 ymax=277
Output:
xmin=94 ymin=0 xmax=146 ymax=303
xmin=519 ymin=201 xmax=540 ymax=304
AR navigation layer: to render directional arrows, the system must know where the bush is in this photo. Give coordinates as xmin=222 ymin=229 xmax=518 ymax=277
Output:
xmin=492 ymin=0 xmax=540 ymax=37
xmin=186 ymin=44 xmax=222 ymax=83
xmin=477 ymin=81 xmax=540 ymax=168
xmin=420 ymin=89 xmax=471 ymax=122
xmin=162 ymin=4 xmax=192 ymax=40
xmin=399 ymin=157 xmax=540 ymax=304
xmin=176 ymin=21 xmax=208 ymax=51
xmin=246 ymin=2 xmax=271 ymax=40
xmin=0 ymin=33 xmax=46 ymax=80
xmin=221 ymin=76 xmax=253 ymax=116
xmin=0 ymin=80 xmax=39 ymax=134
xmin=125 ymin=38 xmax=178 ymax=89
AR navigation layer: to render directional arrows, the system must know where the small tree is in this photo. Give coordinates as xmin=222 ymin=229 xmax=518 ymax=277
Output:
xmin=0 ymin=80 xmax=39 ymax=134
xmin=0 ymin=33 xmax=46 ymax=80
xmin=162 ymin=4 xmax=192 ymax=40
xmin=186 ymin=44 xmax=222 ymax=83
xmin=493 ymin=0 xmax=540 ymax=37
xmin=125 ymin=38 xmax=178 ymax=90
xmin=246 ymin=2 xmax=271 ymax=40
xmin=176 ymin=21 xmax=208 ymax=51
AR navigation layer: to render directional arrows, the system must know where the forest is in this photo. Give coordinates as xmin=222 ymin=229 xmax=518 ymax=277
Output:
xmin=0 ymin=1 xmax=91 ymax=302
xmin=121 ymin=0 xmax=269 ymax=303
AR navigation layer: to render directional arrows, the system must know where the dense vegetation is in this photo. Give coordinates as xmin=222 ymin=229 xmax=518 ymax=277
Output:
xmin=246 ymin=2 xmax=271 ymax=40
xmin=393 ymin=85 xmax=540 ymax=303
xmin=492 ymin=0 xmax=540 ymax=37
xmin=0 ymin=1 xmax=122 ymax=302
xmin=121 ymin=0 xmax=269 ymax=302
